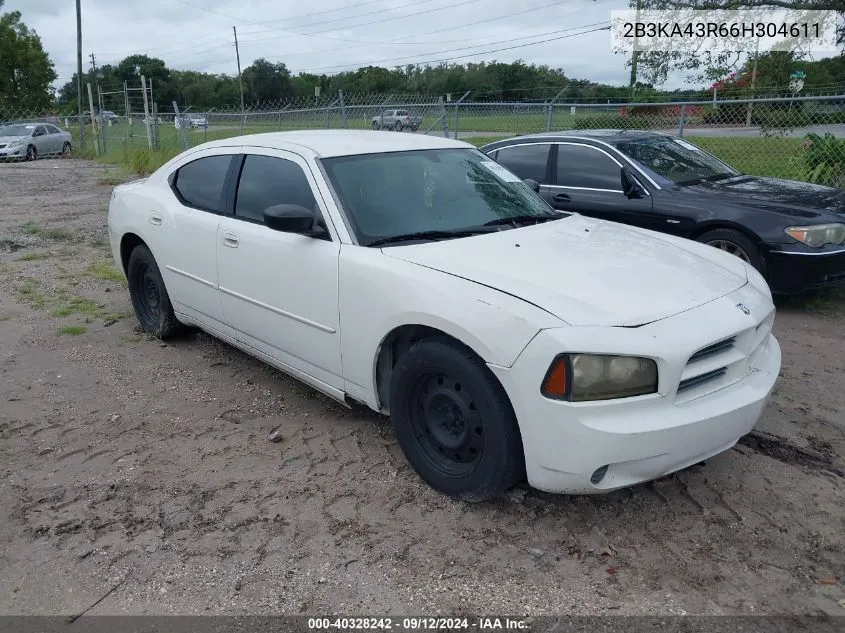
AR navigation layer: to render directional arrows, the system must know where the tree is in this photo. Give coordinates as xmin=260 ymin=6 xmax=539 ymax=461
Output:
xmin=242 ymin=58 xmax=294 ymax=104
xmin=0 ymin=0 xmax=57 ymax=113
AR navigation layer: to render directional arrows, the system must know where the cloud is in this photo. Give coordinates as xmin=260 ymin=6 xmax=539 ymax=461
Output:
xmin=7 ymin=0 xmax=834 ymax=97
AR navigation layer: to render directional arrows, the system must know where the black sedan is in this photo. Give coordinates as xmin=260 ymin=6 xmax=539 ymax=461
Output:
xmin=480 ymin=131 xmax=845 ymax=294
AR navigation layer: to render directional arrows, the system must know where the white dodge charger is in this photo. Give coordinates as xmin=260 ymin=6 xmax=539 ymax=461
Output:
xmin=107 ymin=130 xmax=781 ymax=501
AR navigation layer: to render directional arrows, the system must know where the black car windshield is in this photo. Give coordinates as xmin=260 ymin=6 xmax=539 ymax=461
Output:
xmin=321 ymin=148 xmax=563 ymax=246
xmin=615 ymin=136 xmax=739 ymax=185
xmin=0 ymin=124 xmax=35 ymax=136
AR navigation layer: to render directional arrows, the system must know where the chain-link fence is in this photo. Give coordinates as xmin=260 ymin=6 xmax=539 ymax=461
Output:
xmin=3 ymin=90 xmax=844 ymax=188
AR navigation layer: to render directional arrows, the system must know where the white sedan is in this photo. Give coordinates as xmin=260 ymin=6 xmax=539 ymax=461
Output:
xmin=107 ymin=130 xmax=781 ymax=501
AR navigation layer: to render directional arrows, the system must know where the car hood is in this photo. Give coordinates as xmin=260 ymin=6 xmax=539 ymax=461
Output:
xmin=0 ymin=135 xmax=27 ymax=144
xmin=383 ymin=215 xmax=748 ymax=327
xmin=680 ymin=175 xmax=845 ymax=218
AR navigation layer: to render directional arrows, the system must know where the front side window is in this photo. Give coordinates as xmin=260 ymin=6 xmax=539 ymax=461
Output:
xmin=615 ymin=136 xmax=738 ymax=185
xmin=172 ymin=155 xmax=233 ymax=212
xmin=321 ymin=148 xmax=561 ymax=245
xmin=494 ymin=144 xmax=551 ymax=183
xmin=235 ymin=155 xmax=317 ymax=223
xmin=555 ymin=144 xmax=623 ymax=191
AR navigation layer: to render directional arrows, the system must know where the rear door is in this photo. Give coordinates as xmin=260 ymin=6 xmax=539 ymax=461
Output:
xmin=549 ymin=142 xmax=654 ymax=228
xmin=489 ymin=142 xmax=554 ymax=202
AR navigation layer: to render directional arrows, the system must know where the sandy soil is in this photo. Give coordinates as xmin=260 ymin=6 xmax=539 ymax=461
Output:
xmin=1 ymin=158 xmax=844 ymax=617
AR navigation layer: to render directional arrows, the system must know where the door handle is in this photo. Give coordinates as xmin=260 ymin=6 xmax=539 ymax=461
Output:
xmin=222 ymin=232 xmax=239 ymax=248
xmin=149 ymin=212 xmax=163 ymax=225
xmin=553 ymin=193 xmax=571 ymax=203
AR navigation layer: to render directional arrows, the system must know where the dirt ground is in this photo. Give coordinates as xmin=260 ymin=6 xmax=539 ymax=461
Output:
xmin=0 ymin=158 xmax=844 ymax=618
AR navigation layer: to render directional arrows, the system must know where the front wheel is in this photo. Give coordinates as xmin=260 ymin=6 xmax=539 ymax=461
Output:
xmin=696 ymin=228 xmax=765 ymax=274
xmin=25 ymin=145 xmax=37 ymax=161
xmin=61 ymin=142 xmax=72 ymax=156
xmin=393 ymin=121 xmax=402 ymax=132
xmin=388 ymin=336 xmax=525 ymax=502
xmin=127 ymin=245 xmax=183 ymax=338
xmin=372 ymin=121 xmax=380 ymax=130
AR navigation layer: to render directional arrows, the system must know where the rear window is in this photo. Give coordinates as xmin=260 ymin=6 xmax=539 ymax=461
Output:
xmin=172 ymin=155 xmax=233 ymax=212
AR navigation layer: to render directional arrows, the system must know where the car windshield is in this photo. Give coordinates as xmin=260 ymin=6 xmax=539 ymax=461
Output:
xmin=0 ymin=124 xmax=35 ymax=136
xmin=615 ymin=136 xmax=739 ymax=186
xmin=321 ymin=148 xmax=563 ymax=245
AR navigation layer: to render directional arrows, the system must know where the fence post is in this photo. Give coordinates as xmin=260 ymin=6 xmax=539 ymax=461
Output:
xmin=438 ymin=96 xmax=449 ymax=138
xmin=86 ymin=83 xmax=99 ymax=156
xmin=546 ymin=86 xmax=567 ymax=132
xmin=453 ymin=91 xmax=471 ymax=139
xmin=140 ymin=75 xmax=153 ymax=151
xmin=151 ymin=103 xmax=159 ymax=151
xmin=124 ymin=80 xmax=131 ymax=148
xmin=96 ymin=84 xmax=107 ymax=154
xmin=173 ymin=101 xmax=189 ymax=151
xmin=677 ymin=104 xmax=687 ymax=137
xmin=339 ymin=90 xmax=348 ymax=129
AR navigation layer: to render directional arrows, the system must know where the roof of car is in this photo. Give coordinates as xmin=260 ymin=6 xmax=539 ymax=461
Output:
xmin=481 ymin=129 xmax=670 ymax=148
xmin=197 ymin=129 xmax=472 ymax=158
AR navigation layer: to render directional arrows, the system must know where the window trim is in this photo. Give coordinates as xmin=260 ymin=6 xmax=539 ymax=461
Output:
xmin=168 ymin=154 xmax=238 ymax=215
xmin=493 ymin=141 xmax=554 ymax=184
xmin=551 ymin=141 xmax=651 ymax=196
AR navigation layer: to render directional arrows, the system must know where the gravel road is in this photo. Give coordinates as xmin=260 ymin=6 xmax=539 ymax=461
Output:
xmin=1 ymin=159 xmax=844 ymax=618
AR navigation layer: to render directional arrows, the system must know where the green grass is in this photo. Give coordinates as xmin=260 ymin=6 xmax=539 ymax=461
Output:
xmin=19 ymin=221 xmax=42 ymax=236
xmin=776 ymin=287 xmax=845 ymax=316
xmin=57 ymin=325 xmax=86 ymax=336
xmin=17 ymin=278 xmax=45 ymax=307
xmin=86 ymin=258 xmax=126 ymax=284
xmin=18 ymin=251 xmax=50 ymax=261
xmin=16 ymin=221 xmax=75 ymax=242
xmin=0 ymin=313 xmax=10 ymax=322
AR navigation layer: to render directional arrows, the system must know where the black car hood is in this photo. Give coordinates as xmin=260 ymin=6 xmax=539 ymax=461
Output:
xmin=676 ymin=175 xmax=845 ymax=220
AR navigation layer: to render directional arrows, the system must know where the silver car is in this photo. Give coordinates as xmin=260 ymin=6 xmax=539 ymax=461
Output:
xmin=0 ymin=123 xmax=73 ymax=161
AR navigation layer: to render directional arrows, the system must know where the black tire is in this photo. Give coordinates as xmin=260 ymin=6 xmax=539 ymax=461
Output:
xmin=25 ymin=145 xmax=36 ymax=162
xmin=696 ymin=228 xmax=765 ymax=275
xmin=127 ymin=244 xmax=182 ymax=338
xmin=388 ymin=336 xmax=524 ymax=502
xmin=372 ymin=121 xmax=380 ymax=130
xmin=393 ymin=121 xmax=402 ymax=132
xmin=61 ymin=142 xmax=72 ymax=156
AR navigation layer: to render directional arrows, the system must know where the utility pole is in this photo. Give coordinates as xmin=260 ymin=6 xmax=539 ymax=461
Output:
xmin=745 ymin=36 xmax=760 ymax=127
xmin=89 ymin=52 xmax=97 ymax=75
xmin=629 ymin=0 xmax=643 ymax=98
xmin=76 ymin=0 xmax=84 ymax=148
xmin=233 ymin=26 xmax=245 ymax=132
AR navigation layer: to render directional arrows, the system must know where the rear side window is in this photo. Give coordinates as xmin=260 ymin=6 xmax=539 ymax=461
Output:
xmin=235 ymin=155 xmax=317 ymax=223
xmin=495 ymin=143 xmax=551 ymax=183
xmin=172 ymin=155 xmax=233 ymax=212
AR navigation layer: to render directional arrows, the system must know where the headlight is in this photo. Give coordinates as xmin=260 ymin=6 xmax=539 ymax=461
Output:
xmin=785 ymin=223 xmax=845 ymax=248
xmin=9 ymin=139 xmax=24 ymax=147
xmin=541 ymin=354 xmax=658 ymax=402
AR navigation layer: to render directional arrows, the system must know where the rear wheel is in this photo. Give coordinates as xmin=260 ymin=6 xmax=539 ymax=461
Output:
xmin=388 ymin=336 xmax=525 ymax=502
xmin=127 ymin=245 xmax=182 ymax=338
xmin=372 ymin=121 xmax=380 ymax=130
xmin=393 ymin=121 xmax=402 ymax=132
xmin=696 ymin=228 xmax=765 ymax=274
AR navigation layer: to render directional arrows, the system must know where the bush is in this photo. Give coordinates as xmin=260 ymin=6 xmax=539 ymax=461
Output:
xmin=801 ymin=133 xmax=845 ymax=188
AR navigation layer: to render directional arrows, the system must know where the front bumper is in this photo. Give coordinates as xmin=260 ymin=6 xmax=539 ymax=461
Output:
xmin=0 ymin=145 xmax=25 ymax=158
xmin=766 ymin=247 xmax=845 ymax=294
xmin=490 ymin=284 xmax=781 ymax=494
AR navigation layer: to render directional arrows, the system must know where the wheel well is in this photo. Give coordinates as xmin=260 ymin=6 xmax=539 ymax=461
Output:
xmin=119 ymin=233 xmax=146 ymax=273
xmin=688 ymin=222 xmax=762 ymax=245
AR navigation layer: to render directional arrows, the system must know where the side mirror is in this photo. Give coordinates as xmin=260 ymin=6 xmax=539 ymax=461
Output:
xmin=523 ymin=178 xmax=541 ymax=193
xmin=621 ymin=166 xmax=646 ymax=199
xmin=263 ymin=204 xmax=329 ymax=239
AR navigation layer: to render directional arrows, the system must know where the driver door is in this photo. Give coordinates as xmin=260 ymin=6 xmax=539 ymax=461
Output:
xmin=216 ymin=149 xmax=343 ymax=392
xmin=32 ymin=125 xmax=53 ymax=155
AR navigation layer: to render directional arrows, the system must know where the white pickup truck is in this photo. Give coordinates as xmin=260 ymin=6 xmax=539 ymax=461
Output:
xmin=371 ymin=109 xmax=423 ymax=131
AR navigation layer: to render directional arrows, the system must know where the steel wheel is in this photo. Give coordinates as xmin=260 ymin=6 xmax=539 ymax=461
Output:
xmin=132 ymin=261 xmax=162 ymax=326
xmin=406 ymin=370 xmax=484 ymax=477
xmin=705 ymin=239 xmax=752 ymax=263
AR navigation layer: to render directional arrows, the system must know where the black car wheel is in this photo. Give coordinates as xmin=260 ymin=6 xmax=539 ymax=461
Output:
xmin=25 ymin=145 xmax=36 ymax=161
xmin=393 ymin=121 xmax=402 ymax=132
xmin=127 ymin=245 xmax=182 ymax=338
xmin=61 ymin=142 xmax=72 ymax=156
xmin=389 ymin=336 xmax=524 ymax=502
xmin=372 ymin=121 xmax=380 ymax=130
xmin=697 ymin=228 xmax=765 ymax=274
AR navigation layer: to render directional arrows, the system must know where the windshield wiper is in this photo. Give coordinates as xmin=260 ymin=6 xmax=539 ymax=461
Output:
xmin=482 ymin=213 xmax=564 ymax=228
xmin=368 ymin=228 xmax=495 ymax=247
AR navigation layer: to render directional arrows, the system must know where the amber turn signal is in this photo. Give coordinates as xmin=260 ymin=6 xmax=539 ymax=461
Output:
xmin=541 ymin=356 xmax=569 ymax=399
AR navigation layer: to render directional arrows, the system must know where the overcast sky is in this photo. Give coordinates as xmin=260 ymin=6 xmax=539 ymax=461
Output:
xmin=5 ymin=0 xmax=839 ymax=96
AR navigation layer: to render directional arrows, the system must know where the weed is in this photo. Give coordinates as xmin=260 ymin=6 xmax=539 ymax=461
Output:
xmin=86 ymin=260 xmax=125 ymax=284
xmin=17 ymin=278 xmax=45 ymax=307
xmin=57 ymin=325 xmax=86 ymax=336
xmin=18 ymin=251 xmax=49 ymax=261
xmin=41 ymin=228 xmax=74 ymax=241
xmin=0 ymin=313 xmax=9 ymax=321
xmin=19 ymin=221 xmax=41 ymax=235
